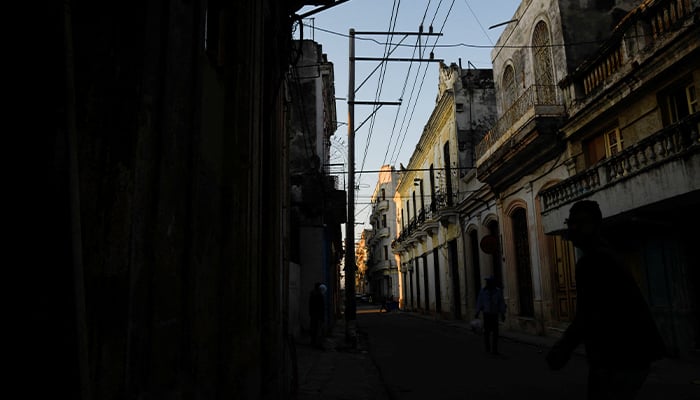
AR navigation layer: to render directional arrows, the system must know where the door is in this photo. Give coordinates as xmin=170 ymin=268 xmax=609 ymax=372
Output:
xmin=449 ymin=239 xmax=461 ymax=318
xmin=550 ymin=234 xmax=576 ymax=321
xmin=512 ymin=208 xmax=534 ymax=317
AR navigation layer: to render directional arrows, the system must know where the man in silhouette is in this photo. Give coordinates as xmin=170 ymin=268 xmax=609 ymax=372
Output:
xmin=546 ymin=200 xmax=665 ymax=399
xmin=475 ymin=276 xmax=506 ymax=355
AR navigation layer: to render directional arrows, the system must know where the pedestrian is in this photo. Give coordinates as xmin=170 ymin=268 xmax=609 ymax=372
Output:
xmin=545 ymin=200 xmax=665 ymax=399
xmin=308 ymin=282 xmax=325 ymax=349
xmin=378 ymin=297 xmax=387 ymax=313
xmin=474 ymin=276 xmax=506 ymax=355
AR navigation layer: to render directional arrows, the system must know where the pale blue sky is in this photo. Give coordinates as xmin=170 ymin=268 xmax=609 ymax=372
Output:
xmin=295 ymin=0 xmax=522 ymax=244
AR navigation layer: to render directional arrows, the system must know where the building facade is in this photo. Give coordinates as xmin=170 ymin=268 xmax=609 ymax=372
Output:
xmin=46 ymin=2 xmax=347 ymax=399
xmin=367 ymin=166 xmax=401 ymax=303
xmin=289 ymin=40 xmax=345 ymax=340
xmin=540 ymin=0 xmax=699 ymax=357
xmin=393 ymin=62 xmax=497 ymax=319
xmin=356 ymin=229 xmax=371 ymax=296
xmin=473 ymin=0 xmax=698 ymax=357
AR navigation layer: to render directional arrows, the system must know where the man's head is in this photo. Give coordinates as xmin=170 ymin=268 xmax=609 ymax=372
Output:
xmin=566 ymin=200 xmax=602 ymax=249
xmin=485 ymin=276 xmax=496 ymax=288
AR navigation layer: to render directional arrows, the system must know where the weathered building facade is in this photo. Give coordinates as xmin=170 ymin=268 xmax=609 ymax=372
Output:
xmin=367 ymin=166 xmax=401 ymax=303
xmin=393 ymin=62 xmax=497 ymax=319
xmin=356 ymin=229 xmax=371 ymax=295
xmin=540 ymin=0 xmax=699 ymax=357
xmin=473 ymin=0 xmax=699 ymax=358
xmin=288 ymin=39 xmax=345 ymax=341
xmin=44 ymin=1 xmax=345 ymax=399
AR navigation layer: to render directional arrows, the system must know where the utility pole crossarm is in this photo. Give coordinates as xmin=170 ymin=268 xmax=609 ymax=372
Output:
xmin=353 ymin=31 xmax=443 ymax=36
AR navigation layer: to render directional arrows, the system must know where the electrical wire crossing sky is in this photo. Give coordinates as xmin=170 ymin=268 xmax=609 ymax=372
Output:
xmin=294 ymin=0 xmax=522 ymax=245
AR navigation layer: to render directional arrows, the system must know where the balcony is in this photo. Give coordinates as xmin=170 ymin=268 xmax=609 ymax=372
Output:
xmin=540 ymin=113 xmax=700 ymax=233
xmin=372 ymin=260 xmax=394 ymax=272
xmin=370 ymin=199 xmax=390 ymax=220
xmin=476 ymin=85 xmax=565 ymax=191
xmin=569 ymin=0 xmax=697 ymax=104
xmin=392 ymin=191 xmax=461 ymax=250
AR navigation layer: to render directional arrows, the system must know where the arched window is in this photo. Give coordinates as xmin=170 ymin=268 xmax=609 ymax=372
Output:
xmin=532 ymin=21 xmax=556 ymax=104
xmin=502 ymin=65 xmax=516 ymax=111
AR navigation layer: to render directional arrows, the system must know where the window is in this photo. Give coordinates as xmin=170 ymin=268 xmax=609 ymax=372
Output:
xmin=381 ymin=188 xmax=386 ymax=200
xmin=532 ymin=21 xmax=555 ymax=87
xmin=502 ymin=65 xmax=516 ymax=111
xmin=605 ymin=128 xmax=623 ymax=157
xmin=686 ymin=83 xmax=698 ymax=114
xmin=584 ymin=126 xmax=623 ymax=166
xmin=660 ymin=79 xmax=697 ymax=125
xmin=381 ymin=214 xmax=387 ymax=228
xmin=384 ymin=246 xmax=389 ymax=260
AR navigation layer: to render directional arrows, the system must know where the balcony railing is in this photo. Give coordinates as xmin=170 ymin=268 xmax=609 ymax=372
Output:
xmin=376 ymin=199 xmax=389 ymax=211
xmin=393 ymin=191 xmax=460 ymax=246
xmin=540 ymin=112 xmax=699 ymax=212
xmin=476 ymin=85 xmax=562 ymax=161
xmin=579 ymin=0 xmax=695 ymax=96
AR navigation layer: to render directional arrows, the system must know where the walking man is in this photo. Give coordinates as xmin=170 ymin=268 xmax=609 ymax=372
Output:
xmin=475 ymin=276 xmax=506 ymax=355
xmin=546 ymin=200 xmax=665 ymax=399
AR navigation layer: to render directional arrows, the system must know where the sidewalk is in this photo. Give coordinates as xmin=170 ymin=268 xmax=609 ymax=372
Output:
xmin=293 ymin=318 xmax=390 ymax=400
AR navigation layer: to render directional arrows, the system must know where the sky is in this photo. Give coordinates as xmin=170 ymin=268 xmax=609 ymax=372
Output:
xmin=295 ymin=0 xmax=522 ymax=249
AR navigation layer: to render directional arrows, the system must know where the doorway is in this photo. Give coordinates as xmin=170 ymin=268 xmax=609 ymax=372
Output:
xmin=512 ymin=208 xmax=534 ymax=317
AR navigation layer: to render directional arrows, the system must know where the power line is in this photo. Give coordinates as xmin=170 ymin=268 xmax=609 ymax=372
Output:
xmin=389 ymin=0 xmax=456 ymax=166
xmin=389 ymin=0 xmax=449 ymax=164
xmin=358 ymin=0 xmax=401 ymax=187
xmin=420 ymin=0 xmax=433 ymax=27
xmin=333 ymin=166 xmax=476 ymax=174
xmin=304 ymin=22 xmax=681 ymax=50
xmin=463 ymin=0 xmax=493 ymax=45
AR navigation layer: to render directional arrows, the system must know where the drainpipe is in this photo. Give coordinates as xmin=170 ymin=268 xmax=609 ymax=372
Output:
xmin=64 ymin=2 xmax=91 ymax=399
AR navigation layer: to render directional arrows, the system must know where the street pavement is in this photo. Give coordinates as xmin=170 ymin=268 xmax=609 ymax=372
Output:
xmin=293 ymin=304 xmax=700 ymax=399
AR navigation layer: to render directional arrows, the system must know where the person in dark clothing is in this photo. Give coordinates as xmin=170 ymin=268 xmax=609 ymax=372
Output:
xmin=546 ymin=200 xmax=665 ymax=399
xmin=308 ymin=282 xmax=325 ymax=348
xmin=475 ymin=276 xmax=506 ymax=355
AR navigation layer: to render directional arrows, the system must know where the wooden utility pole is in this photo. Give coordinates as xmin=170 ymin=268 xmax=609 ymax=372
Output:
xmin=345 ymin=28 xmax=442 ymax=342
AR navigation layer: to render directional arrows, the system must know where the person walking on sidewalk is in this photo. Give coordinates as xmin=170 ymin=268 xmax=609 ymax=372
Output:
xmin=475 ymin=276 xmax=506 ymax=355
xmin=545 ymin=200 xmax=665 ymax=399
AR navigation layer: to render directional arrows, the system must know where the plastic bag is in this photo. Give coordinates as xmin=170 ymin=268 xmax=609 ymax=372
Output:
xmin=469 ymin=318 xmax=483 ymax=334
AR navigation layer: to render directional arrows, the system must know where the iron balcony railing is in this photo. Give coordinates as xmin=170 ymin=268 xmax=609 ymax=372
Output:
xmin=393 ymin=190 xmax=460 ymax=244
xmin=476 ymin=84 xmax=561 ymax=161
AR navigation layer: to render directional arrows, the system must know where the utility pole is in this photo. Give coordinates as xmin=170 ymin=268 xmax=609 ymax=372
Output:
xmin=344 ymin=28 xmax=442 ymax=343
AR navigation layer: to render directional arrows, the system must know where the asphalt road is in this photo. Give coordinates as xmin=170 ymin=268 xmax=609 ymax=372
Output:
xmin=358 ymin=307 xmax=590 ymax=400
